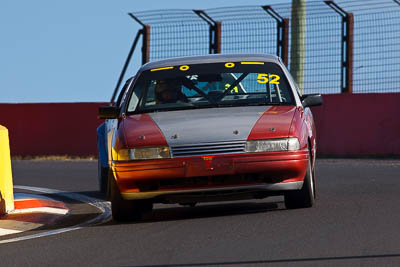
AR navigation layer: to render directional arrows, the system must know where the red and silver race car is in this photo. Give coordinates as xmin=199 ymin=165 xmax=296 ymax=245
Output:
xmin=97 ymin=54 xmax=322 ymax=221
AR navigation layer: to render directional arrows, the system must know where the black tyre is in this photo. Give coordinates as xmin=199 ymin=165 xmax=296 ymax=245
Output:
xmin=284 ymin=159 xmax=315 ymax=209
xmin=97 ymin=159 xmax=109 ymax=194
xmin=110 ymin=177 xmax=153 ymax=222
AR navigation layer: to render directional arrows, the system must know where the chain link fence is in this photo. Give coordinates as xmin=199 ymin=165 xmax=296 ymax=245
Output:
xmin=272 ymin=2 xmax=344 ymax=94
xmin=206 ymin=6 xmax=277 ymax=55
xmin=121 ymin=0 xmax=400 ymax=95
xmin=351 ymin=7 xmax=400 ymax=93
xmin=132 ymin=10 xmax=210 ymax=62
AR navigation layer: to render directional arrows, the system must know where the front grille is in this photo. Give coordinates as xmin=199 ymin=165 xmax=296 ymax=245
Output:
xmin=171 ymin=140 xmax=246 ymax=157
xmin=159 ymin=174 xmax=267 ymax=189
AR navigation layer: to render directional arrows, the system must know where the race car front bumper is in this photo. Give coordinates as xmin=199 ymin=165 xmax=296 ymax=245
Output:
xmin=111 ymin=150 xmax=309 ymax=200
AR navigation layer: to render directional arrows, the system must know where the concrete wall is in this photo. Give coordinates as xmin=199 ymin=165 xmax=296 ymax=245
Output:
xmin=310 ymin=93 xmax=400 ymax=156
xmin=0 ymin=103 xmax=107 ymax=157
xmin=0 ymin=93 xmax=399 ymax=157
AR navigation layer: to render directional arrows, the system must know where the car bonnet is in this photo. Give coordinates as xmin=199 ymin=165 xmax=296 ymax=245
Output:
xmin=122 ymin=106 xmax=297 ymax=149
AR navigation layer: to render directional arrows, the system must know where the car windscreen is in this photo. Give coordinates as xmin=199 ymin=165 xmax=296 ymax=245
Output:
xmin=126 ymin=61 xmax=295 ymax=114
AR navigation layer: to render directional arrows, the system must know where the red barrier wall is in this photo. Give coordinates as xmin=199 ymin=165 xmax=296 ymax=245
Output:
xmin=0 ymin=94 xmax=399 ymax=157
xmin=0 ymin=103 xmax=107 ymax=157
xmin=310 ymin=93 xmax=400 ymax=156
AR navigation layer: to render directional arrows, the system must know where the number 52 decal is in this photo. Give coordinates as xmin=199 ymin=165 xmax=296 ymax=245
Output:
xmin=257 ymin=74 xmax=280 ymax=84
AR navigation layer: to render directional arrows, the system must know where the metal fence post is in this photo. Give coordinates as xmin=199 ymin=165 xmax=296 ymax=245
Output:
xmin=214 ymin=21 xmax=221 ymax=54
xmin=110 ymin=14 xmax=150 ymax=102
xmin=129 ymin=13 xmax=151 ymax=64
xmin=324 ymin=1 xmax=354 ymax=94
xmin=282 ymin=18 xmax=289 ymax=66
xmin=262 ymin=6 xmax=289 ymax=66
xmin=142 ymin=25 xmax=151 ymax=64
xmin=194 ymin=10 xmax=221 ymax=54
xmin=110 ymin=29 xmax=142 ymax=103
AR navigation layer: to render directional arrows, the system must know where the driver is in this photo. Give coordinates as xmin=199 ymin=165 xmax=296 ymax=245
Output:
xmin=155 ymin=79 xmax=187 ymax=104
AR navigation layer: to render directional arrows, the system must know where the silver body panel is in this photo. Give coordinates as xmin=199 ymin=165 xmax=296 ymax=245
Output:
xmin=149 ymin=106 xmax=269 ymax=146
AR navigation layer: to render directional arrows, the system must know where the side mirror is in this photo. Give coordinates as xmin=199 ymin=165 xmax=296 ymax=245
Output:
xmin=98 ymin=106 xmax=120 ymax=119
xmin=301 ymin=94 xmax=323 ymax=107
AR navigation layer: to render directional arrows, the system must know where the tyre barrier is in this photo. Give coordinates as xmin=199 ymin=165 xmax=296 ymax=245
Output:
xmin=0 ymin=125 xmax=14 ymax=216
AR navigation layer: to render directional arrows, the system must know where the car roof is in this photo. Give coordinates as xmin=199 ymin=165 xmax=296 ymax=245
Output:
xmin=140 ymin=53 xmax=281 ymax=72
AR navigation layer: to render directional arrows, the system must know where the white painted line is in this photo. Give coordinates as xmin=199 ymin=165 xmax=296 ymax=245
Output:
xmin=0 ymin=185 xmax=111 ymax=244
xmin=11 ymin=207 xmax=69 ymax=215
xmin=0 ymin=228 xmax=21 ymax=236
xmin=0 ymin=220 xmax=45 ymax=237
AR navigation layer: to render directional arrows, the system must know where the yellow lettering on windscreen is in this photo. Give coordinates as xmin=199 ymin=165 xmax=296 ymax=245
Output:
xmin=241 ymin=62 xmax=264 ymax=65
xmin=150 ymin=66 xmax=174 ymax=72
xmin=225 ymin=83 xmax=239 ymax=93
xmin=179 ymin=65 xmax=190 ymax=71
xmin=257 ymin=74 xmax=280 ymax=84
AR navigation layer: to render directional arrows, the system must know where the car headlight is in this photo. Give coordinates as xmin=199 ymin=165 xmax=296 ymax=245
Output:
xmin=245 ymin=138 xmax=300 ymax=153
xmin=115 ymin=146 xmax=171 ymax=161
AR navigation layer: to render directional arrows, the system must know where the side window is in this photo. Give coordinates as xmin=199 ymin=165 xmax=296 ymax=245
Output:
xmin=127 ymin=81 xmax=144 ymax=111
xmin=116 ymin=77 xmax=134 ymax=108
xmin=143 ymin=81 xmax=156 ymax=106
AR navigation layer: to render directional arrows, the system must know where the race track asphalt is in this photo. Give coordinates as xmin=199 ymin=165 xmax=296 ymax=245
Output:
xmin=1 ymin=159 xmax=400 ymax=267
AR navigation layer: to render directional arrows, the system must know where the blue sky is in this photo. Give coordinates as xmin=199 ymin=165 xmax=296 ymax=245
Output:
xmin=1 ymin=0 xmax=288 ymax=103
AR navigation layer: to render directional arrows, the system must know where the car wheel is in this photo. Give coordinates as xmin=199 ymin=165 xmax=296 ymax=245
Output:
xmin=98 ymin=159 xmax=109 ymax=194
xmin=110 ymin=177 xmax=153 ymax=222
xmin=284 ymin=159 xmax=315 ymax=209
